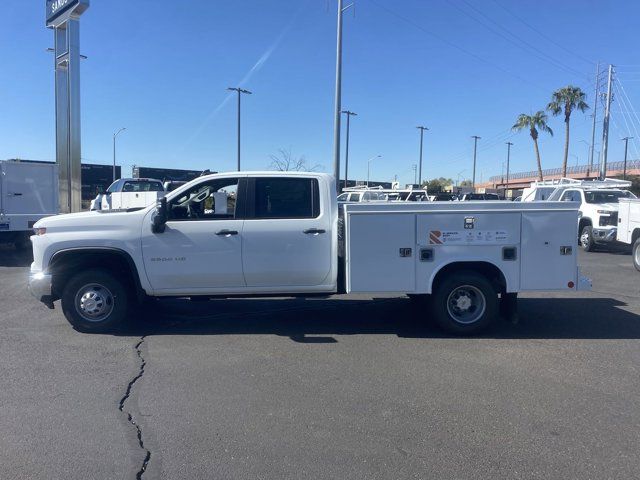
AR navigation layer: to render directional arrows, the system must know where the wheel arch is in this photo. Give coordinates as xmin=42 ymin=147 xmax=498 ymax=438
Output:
xmin=48 ymin=247 xmax=146 ymax=303
xmin=430 ymin=261 xmax=508 ymax=295
xmin=631 ymin=228 xmax=640 ymax=244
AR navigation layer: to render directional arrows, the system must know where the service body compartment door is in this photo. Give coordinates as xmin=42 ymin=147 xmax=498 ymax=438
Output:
xmin=416 ymin=211 xmax=521 ymax=293
xmin=520 ymin=211 xmax=578 ymax=290
xmin=347 ymin=213 xmax=416 ymax=292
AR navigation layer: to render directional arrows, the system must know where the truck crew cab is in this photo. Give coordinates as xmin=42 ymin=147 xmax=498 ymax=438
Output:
xmin=29 ymin=172 xmax=589 ymax=335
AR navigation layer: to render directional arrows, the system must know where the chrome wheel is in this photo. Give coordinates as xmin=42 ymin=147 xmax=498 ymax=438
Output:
xmin=446 ymin=285 xmax=486 ymax=325
xmin=634 ymin=243 xmax=640 ymax=267
xmin=74 ymin=283 xmax=115 ymax=322
xmin=580 ymin=231 xmax=590 ymax=248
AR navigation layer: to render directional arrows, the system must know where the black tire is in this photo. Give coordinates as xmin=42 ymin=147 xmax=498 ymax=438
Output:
xmin=61 ymin=269 xmax=129 ymax=333
xmin=633 ymin=238 xmax=640 ymax=272
xmin=580 ymin=225 xmax=595 ymax=252
xmin=432 ymin=270 xmax=498 ymax=335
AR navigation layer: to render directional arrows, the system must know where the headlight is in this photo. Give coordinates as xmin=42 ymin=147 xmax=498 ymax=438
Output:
xmin=33 ymin=227 xmax=47 ymax=235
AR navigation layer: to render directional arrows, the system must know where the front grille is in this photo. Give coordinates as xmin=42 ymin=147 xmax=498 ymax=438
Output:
xmin=599 ymin=212 xmax=618 ymax=226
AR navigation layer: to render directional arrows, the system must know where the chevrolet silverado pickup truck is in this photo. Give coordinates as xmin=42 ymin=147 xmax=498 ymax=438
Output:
xmin=29 ymin=172 xmax=590 ymax=334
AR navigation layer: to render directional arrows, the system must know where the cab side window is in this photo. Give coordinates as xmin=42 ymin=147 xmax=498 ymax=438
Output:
xmin=250 ymin=178 xmax=320 ymax=219
xmin=168 ymin=178 xmax=239 ymax=221
xmin=561 ymin=190 xmax=580 ymax=202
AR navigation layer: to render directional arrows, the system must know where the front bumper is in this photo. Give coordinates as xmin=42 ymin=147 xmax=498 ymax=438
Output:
xmin=592 ymin=227 xmax=617 ymax=243
xmin=28 ymin=271 xmax=53 ymax=304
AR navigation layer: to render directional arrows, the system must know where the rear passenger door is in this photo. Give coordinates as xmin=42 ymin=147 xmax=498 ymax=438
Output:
xmin=241 ymin=177 xmax=332 ymax=288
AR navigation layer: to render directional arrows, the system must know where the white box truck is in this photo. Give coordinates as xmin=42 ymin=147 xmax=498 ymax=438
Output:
xmin=28 ymin=172 xmax=590 ymax=335
xmin=617 ymin=198 xmax=640 ymax=271
xmin=0 ymin=161 xmax=58 ymax=250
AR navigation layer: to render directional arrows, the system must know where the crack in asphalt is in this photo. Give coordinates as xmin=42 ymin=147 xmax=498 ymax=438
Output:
xmin=119 ymin=336 xmax=151 ymax=480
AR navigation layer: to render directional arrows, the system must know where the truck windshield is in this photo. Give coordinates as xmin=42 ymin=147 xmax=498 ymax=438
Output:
xmin=584 ymin=190 xmax=635 ymax=204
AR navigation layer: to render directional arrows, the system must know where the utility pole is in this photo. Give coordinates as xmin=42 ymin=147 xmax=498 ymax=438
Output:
xmin=589 ymin=62 xmax=600 ymax=169
xmin=333 ymin=0 xmax=354 ymax=193
xmin=342 ymin=110 xmax=357 ymax=190
xmin=112 ymin=128 xmax=126 ymax=182
xmin=622 ymin=136 xmax=633 ymax=180
xmin=227 ymin=87 xmax=252 ymax=171
xmin=416 ymin=126 xmax=428 ymax=185
xmin=471 ymin=135 xmax=481 ymax=188
xmin=599 ymin=65 xmax=614 ymax=180
xmin=505 ymin=141 xmax=513 ymax=189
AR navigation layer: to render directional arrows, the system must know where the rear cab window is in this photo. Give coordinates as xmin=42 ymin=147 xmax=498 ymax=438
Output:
xmin=247 ymin=177 xmax=320 ymax=219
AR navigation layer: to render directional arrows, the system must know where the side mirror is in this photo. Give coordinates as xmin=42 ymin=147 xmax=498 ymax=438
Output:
xmin=151 ymin=197 xmax=168 ymax=233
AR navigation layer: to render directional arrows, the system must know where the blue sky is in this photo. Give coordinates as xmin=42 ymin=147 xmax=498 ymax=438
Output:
xmin=2 ymin=0 xmax=640 ymax=186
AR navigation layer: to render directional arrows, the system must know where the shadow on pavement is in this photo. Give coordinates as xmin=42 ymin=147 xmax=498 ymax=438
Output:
xmin=0 ymin=246 xmax=32 ymax=267
xmin=114 ymin=296 xmax=640 ymax=341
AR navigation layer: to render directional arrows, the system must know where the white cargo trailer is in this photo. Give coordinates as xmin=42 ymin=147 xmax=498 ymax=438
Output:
xmin=617 ymin=198 xmax=640 ymax=271
xmin=0 ymin=161 xmax=58 ymax=250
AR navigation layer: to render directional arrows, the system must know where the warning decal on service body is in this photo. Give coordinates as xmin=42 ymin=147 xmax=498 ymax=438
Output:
xmin=429 ymin=230 xmax=509 ymax=245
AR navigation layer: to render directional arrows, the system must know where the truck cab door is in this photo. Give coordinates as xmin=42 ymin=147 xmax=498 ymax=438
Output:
xmin=141 ymin=176 xmax=246 ymax=294
xmin=241 ymin=177 xmax=332 ymax=288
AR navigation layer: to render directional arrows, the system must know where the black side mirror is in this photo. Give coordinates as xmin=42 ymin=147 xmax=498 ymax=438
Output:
xmin=151 ymin=197 xmax=168 ymax=233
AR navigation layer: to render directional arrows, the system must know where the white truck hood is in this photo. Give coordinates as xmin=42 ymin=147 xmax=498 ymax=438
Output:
xmin=33 ymin=209 xmax=148 ymax=230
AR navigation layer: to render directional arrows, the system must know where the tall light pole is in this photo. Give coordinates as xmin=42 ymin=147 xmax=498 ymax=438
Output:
xmin=505 ymin=141 xmax=513 ymax=188
xmin=333 ymin=0 xmax=354 ymax=193
xmin=412 ymin=164 xmax=417 ymax=185
xmin=366 ymin=155 xmax=381 ymax=187
xmin=112 ymin=127 xmax=126 ymax=182
xmin=622 ymin=136 xmax=633 ymax=180
xmin=342 ymin=110 xmax=357 ymax=190
xmin=416 ymin=126 xmax=429 ymax=185
xmin=471 ymin=135 xmax=481 ymax=188
xmin=589 ymin=62 xmax=600 ymax=169
xmin=227 ymin=87 xmax=252 ymax=171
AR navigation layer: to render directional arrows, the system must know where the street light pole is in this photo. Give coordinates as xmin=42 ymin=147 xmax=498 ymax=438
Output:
xmin=366 ymin=155 xmax=381 ymax=187
xmin=112 ymin=127 xmax=126 ymax=182
xmin=505 ymin=141 xmax=513 ymax=188
xmin=227 ymin=87 xmax=252 ymax=171
xmin=342 ymin=110 xmax=357 ymax=190
xmin=622 ymin=136 xmax=633 ymax=179
xmin=333 ymin=0 xmax=354 ymax=193
xmin=471 ymin=135 xmax=481 ymax=188
xmin=416 ymin=126 xmax=428 ymax=185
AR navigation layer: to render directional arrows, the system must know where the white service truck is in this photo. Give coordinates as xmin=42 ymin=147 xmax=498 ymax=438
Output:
xmin=28 ymin=172 xmax=590 ymax=334
xmin=0 ymin=160 xmax=58 ymax=250
xmin=617 ymin=198 xmax=640 ymax=271
xmin=91 ymin=178 xmax=165 ymax=211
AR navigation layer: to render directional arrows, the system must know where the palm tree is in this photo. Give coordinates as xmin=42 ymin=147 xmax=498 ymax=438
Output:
xmin=547 ymin=86 xmax=589 ymax=177
xmin=512 ymin=111 xmax=553 ymax=181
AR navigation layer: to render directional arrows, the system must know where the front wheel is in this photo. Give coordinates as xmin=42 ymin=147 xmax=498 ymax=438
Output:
xmin=633 ymin=238 xmax=640 ymax=272
xmin=61 ymin=269 xmax=129 ymax=333
xmin=432 ymin=271 xmax=498 ymax=335
xmin=580 ymin=226 xmax=595 ymax=252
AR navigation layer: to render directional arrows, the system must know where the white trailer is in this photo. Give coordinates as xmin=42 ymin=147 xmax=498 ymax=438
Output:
xmin=617 ymin=198 xmax=640 ymax=271
xmin=0 ymin=161 xmax=58 ymax=250
xmin=28 ymin=172 xmax=590 ymax=335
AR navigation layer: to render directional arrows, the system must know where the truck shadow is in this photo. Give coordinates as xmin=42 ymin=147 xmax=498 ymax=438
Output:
xmin=119 ymin=296 xmax=640 ymax=340
xmin=0 ymin=246 xmax=32 ymax=267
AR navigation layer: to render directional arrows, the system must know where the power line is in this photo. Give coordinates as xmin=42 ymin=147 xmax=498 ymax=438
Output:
xmin=448 ymin=0 xmax=589 ymax=80
xmin=491 ymin=0 xmax=595 ymax=66
xmin=367 ymin=0 xmax=549 ymax=92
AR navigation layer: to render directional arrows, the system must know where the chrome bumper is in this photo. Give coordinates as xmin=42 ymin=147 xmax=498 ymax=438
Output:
xmin=592 ymin=227 xmax=617 ymax=243
xmin=28 ymin=272 xmax=53 ymax=302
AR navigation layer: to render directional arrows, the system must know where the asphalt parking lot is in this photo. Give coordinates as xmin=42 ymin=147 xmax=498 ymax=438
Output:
xmin=1 ymin=247 xmax=639 ymax=480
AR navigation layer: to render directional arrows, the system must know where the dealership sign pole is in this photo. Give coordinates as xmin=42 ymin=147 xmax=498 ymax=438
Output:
xmin=46 ymin=0 xmax=89 ymax=213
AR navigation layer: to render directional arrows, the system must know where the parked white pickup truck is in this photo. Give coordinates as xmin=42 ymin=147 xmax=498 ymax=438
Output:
xmin=29 ymin=172 xmax=590 ymax=334
xmin=617 ymin=198 xmax=640 ymax=271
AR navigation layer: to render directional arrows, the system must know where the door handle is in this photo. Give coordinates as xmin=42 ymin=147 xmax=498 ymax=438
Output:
xmin=303 ymin=228 xmax=326 ymax=235
xmin=216 ymin=229 xmax=238 ymax=236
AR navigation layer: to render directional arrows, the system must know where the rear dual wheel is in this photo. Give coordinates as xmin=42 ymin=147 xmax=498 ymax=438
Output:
xmin=432 ymin=271 xmax=498 ymax=335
